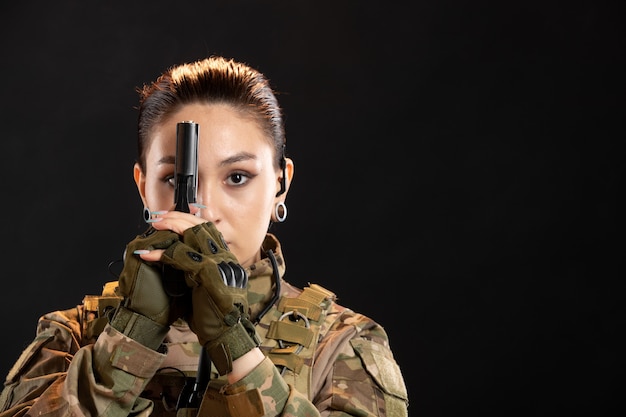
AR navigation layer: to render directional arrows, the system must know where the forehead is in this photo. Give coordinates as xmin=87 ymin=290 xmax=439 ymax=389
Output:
xmin=147 ymin=103 xmax=274 ymax=161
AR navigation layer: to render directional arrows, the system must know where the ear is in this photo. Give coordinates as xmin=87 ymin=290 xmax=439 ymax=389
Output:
xmin=133 ymin=162 xmax=148 ymax=207
xmin=275 ymin=157 xmax=294 ymax=200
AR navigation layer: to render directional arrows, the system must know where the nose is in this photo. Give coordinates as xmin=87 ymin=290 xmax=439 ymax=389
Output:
xmin=195 ymin=184 xmax=219 ymax=223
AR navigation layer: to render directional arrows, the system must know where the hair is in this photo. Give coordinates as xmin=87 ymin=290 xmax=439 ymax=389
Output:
xmin=135 ymin=56 xmax=286 ymax=173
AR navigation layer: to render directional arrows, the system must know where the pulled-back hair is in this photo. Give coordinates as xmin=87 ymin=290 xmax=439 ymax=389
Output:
xmin=136 ymin=56 xmax=285 ymax=172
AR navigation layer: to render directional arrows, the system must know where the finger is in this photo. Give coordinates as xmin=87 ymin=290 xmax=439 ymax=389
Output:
xmin=218 ymin=261 xmax=236 ymax=286
xmin=134 ymin=249 xmax=165 ymax=262
xmin=150 ymin=214 xmax=204 ymax=235
xmin=229 ymin=262 xmax=247 ymax=288
xmin=189 ymin=202 xmax=206 ymax=216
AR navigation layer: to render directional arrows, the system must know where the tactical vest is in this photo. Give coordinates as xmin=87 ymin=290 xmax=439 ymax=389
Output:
xmin=256 ymin=283 xmax=337 ymax=395
xmin=82 ymin=282 xmax=338 ymax=415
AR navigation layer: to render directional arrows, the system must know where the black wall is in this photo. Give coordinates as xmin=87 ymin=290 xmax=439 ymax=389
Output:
xmin=1 ymin=1 xmax=623 ymax=416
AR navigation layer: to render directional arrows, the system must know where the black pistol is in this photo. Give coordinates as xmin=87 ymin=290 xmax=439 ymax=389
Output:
xmin=161 ymin=121 xmax=199 ymax=297
xmin=169 ymin=122 xmax=210 ymax=409
xmin=173 ymin=121 xmax=199 ymax=213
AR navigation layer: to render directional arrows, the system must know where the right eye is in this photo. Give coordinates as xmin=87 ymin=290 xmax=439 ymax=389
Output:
xmin=165 ymin=175 xmax=175 ymax=188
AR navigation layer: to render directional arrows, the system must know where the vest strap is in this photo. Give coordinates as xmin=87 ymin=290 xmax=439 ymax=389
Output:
xmin=258 ymin=283 xmax=337 ymax=396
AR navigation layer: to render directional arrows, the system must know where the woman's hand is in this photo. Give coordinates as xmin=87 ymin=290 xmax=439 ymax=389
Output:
xmin=136 ymin=209 xmax=205 ymax=262
xmin=149 ymin=221 xmax=259 ymax=376
xmin=113 ymin=226 xmax=183 ymax=349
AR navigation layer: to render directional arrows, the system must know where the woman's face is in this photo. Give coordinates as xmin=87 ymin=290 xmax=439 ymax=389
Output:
xmin=135 ymin=103 xmax=291 ymax=267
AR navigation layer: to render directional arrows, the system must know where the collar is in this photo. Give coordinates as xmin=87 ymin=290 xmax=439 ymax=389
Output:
xmin=246 ymin=233 xmax=286 ymax=321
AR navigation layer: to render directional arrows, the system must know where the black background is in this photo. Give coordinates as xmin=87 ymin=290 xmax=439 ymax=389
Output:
xmin=0 ymin=1 xmax=624 ymax=416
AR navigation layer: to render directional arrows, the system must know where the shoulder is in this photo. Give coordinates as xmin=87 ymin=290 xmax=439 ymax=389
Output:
xmin=319 ymin=288 xmax=410 ymax=414
xmin=320 ymin=286 xmax=391 ymax=345
xmin=37 ymin=281 xmax=123 ymax=345
xmin=279 ymin=280 xmax=388 ymax=341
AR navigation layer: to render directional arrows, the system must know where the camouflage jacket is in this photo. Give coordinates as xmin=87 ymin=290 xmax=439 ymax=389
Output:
xmin=0 ymin=234 xmax=408 ymax=417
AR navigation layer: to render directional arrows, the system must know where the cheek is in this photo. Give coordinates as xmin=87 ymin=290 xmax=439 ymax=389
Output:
xmin=231 ymin=204 xmax=273 ymax=266
xmin=230 ymin=195 xmax=273 ymax=227
xmin=233 ymin=175 xmax=277 ymax=218
xmin=145 ymin=179 xmax=174 ymax=211
xmin=233 ymin=189 xmax=275 ymax=234
xmin=253 ymin=200 xmax=274 ymax=226
xmin=254 ymin=184 xmax=278 ymax=221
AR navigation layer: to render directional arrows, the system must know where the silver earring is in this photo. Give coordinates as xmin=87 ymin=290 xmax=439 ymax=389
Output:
xmin=274 ymin=201 xmax=287 ymax=223
xmin=143 ymin=206 xmax=151 ymax=223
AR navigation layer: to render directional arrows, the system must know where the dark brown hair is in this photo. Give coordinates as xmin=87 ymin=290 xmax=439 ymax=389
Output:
xmin=136 ymin=56 xmax=285 ymax=173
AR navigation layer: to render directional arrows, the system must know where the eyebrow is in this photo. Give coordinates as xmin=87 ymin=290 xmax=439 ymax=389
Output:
xmin=157 ymin=155 xmax=175 ymax=165
xmin=156 ymin=152 xmax=257 ymax=166
xmin=219 ymin=151 xmax=257 ymax=167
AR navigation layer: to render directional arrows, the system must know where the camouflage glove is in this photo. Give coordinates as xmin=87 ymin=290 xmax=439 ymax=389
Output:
xmin=160 ymin=222 xmax=260 ymax=375
xmin=111 ymin=227 xmax=183 ymax=350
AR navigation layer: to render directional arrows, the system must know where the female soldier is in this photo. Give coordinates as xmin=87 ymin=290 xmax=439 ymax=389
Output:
xmin=0 ymin=56 xmax=408 ymax=416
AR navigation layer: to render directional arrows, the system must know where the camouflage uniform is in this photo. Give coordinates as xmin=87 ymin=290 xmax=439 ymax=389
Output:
xmin=0 ymin=234 xmax=408 ymax=416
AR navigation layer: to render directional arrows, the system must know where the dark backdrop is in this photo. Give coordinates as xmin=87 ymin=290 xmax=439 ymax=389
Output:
xmin=0 ymin=1 xmax=623 ymax=416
